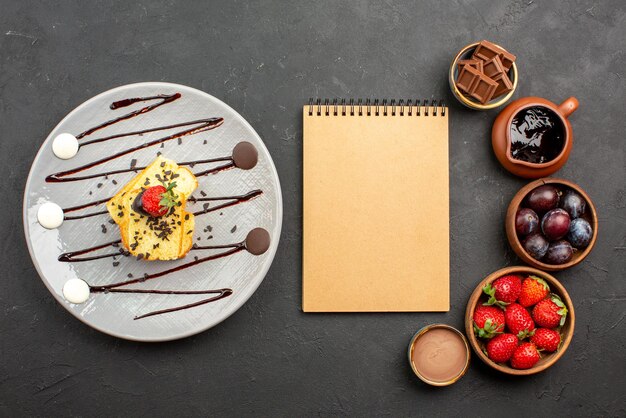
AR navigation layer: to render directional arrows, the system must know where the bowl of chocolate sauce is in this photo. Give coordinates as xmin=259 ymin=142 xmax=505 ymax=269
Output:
xmin=492 ymin=96 xmax=578 ymax=178
xmin=408 ymin=324 xmax=470 ymax=386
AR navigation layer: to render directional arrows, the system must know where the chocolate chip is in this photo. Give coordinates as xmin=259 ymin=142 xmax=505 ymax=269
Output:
xmin=97 ymin=183 xmax=103 ymax=188
xmin=230 ymin=225 xmax=237 ymax=233
xmin=112 ymin=261 xmax=120 ymax=267
xmin=200 ymin=191 xmax=207 ymax=197
xmin=127 ymin=273 xmax=133 ymax=278
xmin=112 ymin=180 xmax=118 ymax=185
xmin=130 ymin=159 xmax=137 ymax=169
xmin=177 ymin=138 xmax=182 ymax=145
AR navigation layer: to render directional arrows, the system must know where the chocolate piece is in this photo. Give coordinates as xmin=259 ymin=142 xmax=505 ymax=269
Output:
xmin=473 ymin=40 xmax=516 ymax=72
xmin=456 ymin=65 xmax=481 ymax=94
xmin=492 ymin=72 xmax=513 ymax=98
xmin=245 ymin=227 xmax=271 ymax=256
xmin=482 ymin=55 xmax=505 ymax=78
xmin=232 ymin=141 xmax=258 ymax=170
xmin=499 ymin=50 xmax=516 ymax=72
xmin=472 ymin=40 xmax=505 ymax=62
xmin=469 ymin=74 xmax=498 ymax=104
xmin=457 ymin=59 xmax=483 ymax=73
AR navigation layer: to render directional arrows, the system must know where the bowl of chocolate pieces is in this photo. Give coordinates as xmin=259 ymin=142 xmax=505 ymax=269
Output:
xmin=449 ymin=40 xmax=518 ymax=110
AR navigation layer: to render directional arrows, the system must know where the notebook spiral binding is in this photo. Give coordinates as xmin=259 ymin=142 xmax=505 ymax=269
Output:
xmin=307 ymin=98 xmax=446 ymax=117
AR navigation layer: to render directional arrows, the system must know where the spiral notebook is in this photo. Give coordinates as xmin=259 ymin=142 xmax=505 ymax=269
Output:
xmin=303 ymin=99 xmax=449 ymax=312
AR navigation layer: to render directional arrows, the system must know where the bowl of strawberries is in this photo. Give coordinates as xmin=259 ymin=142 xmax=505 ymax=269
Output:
xmin=464 ymin=266 xmax=575 ymax=375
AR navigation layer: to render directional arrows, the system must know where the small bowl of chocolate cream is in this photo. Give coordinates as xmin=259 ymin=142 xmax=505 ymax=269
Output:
xmin=408 ymin=324 xmax=470 ymax=386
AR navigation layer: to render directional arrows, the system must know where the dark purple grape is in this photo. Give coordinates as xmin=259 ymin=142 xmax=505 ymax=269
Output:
xmin=544 ymin=240 xmax=574 ymax=264
xmin=515 ymin=208 xmax=539 ymax=236
xmin=541 ymin=208 xmax=571 ymax=241
xmin=567 ymin=218 xmax=593 ymax=248
xmin=559 ymin=190 xmax=586 ymax=219
xmin=526 ymin=185 xmax=560 ymax=214
xmin=523 ymin=233 xmax=549 ymax=260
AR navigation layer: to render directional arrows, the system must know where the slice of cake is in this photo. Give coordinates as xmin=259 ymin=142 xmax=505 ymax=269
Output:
xmin=107 ymin=156 xmax=198 ymax=260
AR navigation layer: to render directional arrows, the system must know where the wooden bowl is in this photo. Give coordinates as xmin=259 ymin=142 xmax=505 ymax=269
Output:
xmin=465 ymin=266 xmax=575 ymax=375
xmin=448 ymin=42 xmax=518 ymax=110
xmin=506 ymin=178 xmax=598 ymax=271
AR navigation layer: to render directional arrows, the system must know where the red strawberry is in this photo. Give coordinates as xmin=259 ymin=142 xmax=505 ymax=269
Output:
xmin=518 ymin=275 xmax=550 ymax=307
xmin=483 ymin=274 xmax=522 ymax=306
xmin=473 ymin=305 xmax=506 ymax=338
xmin=485 ymin=333 xmax=518 ymax=363
xmin=510 ymin=342 xmax=540 ymax=369
xmin=140 ymin=182 xmax=179 ymax=217
xmin=505 ymin=303 xmax=535 ymax=339
xmin=531 ymin=328 xmax=561 ymax=353
xmin=532 ymin=294 xmax=568 ymax=328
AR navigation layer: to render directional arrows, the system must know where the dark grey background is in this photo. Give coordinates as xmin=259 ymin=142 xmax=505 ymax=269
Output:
xmin=1 ymin=0 xmax=625 ymax=416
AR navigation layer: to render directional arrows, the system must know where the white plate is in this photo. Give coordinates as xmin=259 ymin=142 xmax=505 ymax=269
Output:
xmin=23 ymin=82 xmax=282 ymax=341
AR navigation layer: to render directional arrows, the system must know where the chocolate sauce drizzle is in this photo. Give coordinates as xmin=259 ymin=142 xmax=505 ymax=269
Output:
xmin=60 ymin=189 xmax=263 ymax=222
xmin=51 ymin=156 xmax=233 ymax=184
xmin=62 ymin=197 xmax=111 ymax=220
xmin=59 ymin=241 xmax=240 ymax=263
xmin=90 ymin=287 xmax=233 ymax=320
xmin=91 ymin=243 xmax=245 ymax=291
xmin=76 ymin=93 xmax=181 ymax=139
xmin=58 ymin=239 xmax=122 ymax=262
xmin=190 ymin=190 xmax=263 ymax=216
xmin=47 ymin=118 xmax=223 ymax=183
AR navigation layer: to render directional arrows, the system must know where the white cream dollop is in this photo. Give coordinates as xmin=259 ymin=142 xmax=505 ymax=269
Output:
xmin=62 ymin=278 xmax=90 ymax=304
xmin=52 ymin=133 xmax=79 ymax=159
xmin=37 ymin=202 xmax=64 ymax=229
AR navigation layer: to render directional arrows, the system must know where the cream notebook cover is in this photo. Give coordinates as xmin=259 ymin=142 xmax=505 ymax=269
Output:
xmin=303 ymin=100 xmax=449 ymax=312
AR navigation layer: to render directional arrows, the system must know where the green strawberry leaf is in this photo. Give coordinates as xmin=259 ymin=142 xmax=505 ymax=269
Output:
xmin=529 ymin=275 xmax=550 ymax=291
xmin=482 ymin=284 xmax=496 ymax=306
xmin=550 ymin=294 xmax=568 ymax=325
xmin=474 ymin=319 xmax=502 ymax=339
xmin=159 ymin=181 xmax=179 ymax=210
xmin=551 ymin=293 xmax=565 ymax=307
xmin=482 ymin=284 xmax=509 ymax=307
xmin=516 ymin=329 xmax=535 ymax=340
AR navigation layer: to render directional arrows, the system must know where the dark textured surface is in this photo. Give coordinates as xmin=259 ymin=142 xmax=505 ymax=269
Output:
xmin=1 ymin=0 xmax=625 ymax=416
